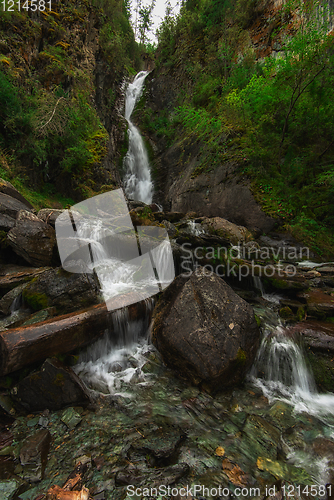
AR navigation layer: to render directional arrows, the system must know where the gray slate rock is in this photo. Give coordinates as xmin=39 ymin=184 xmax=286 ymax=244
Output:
xmin=37 ymin=208 xmax=64 ymax=227
xmin=0 ymin=179 xmax=33 ymax=209
xmin=19 ymin=428 xmax=51 ymax=482
xmin=7 ymin=211 xmax=56 ymax=267
xmin=0 ymin=193 xmax=32 ymax=219
xmin=152 ymin=267 xmax=260 ymax=390
xmin=0 ymin=214 xmax=15 ymax=232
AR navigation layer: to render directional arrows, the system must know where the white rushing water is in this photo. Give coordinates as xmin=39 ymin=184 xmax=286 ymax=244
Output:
xmin=72 ymin=214 xmax=173 ymax=395
xmin=123 ymin=71 xmax=153 ymax=204
xmin=251 ymin=321 xmax=334 ymax=423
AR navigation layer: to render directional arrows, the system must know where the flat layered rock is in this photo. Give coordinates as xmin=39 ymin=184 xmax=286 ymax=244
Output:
xmin=291 ymin=320 xmax=334 ymax=353
xmin=0 ymin=266 xmax=51 ymax=296
xmin=0 ymin=179 xmax=33 ymax=209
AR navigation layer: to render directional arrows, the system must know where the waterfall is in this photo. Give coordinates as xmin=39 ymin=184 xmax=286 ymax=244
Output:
xmin=68 ymin=195 xmax=174 ymax=395
xmin=251 ymin=322 xmax=334 ymax=422
xmin=123 ymin=71 xmax=153 ymax=204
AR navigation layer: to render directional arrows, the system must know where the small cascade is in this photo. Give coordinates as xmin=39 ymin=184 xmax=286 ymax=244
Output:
xmin=123 ymin=72 xmax=153 ymax=204
xmin=187 ymin=220 xmax=205 ymax=236
xmin=10 ymin=293 xmax=22 ymax=314
xmin=253 ymin=276 xmax=265 ymax=296
xmin=251 ymin=321 xmax=334 ymax=422
xmin=75 ymin=300 xmax=154 ymax=396
xmin=253 ymin=275 xmax=282 ymax=304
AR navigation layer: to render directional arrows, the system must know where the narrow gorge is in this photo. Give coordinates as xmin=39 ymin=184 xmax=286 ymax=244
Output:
xmin=0 ymin=0 xmax=334 ymax=499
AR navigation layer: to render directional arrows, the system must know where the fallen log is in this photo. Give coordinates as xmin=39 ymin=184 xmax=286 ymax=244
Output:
xmin=0 ymin=294 xmax=150 ymax=375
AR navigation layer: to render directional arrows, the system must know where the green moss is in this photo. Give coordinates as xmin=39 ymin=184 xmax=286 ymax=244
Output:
xmin=53 ymin=372 xmax=65 ymax=387
xmin=236 ymin=347 xmax=247 ymax=365
xmin=0 ymin=230 xmax=8 ymax=249
xmin=254 ymin=314 xmax=261 ymax=327
xmin=279 ymin=306 xmax=294 ymax=319
xmin=22 ymin=289 xmax=49 ymax=312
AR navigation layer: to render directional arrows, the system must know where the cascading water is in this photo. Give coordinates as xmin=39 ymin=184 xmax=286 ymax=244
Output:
xmin=71 ymin=212 xmax=173 ymax=396
xmin=123 ymin=71 xmax=153 ymax=204
xmin=250 ymin=313 xmax=334 ymax=423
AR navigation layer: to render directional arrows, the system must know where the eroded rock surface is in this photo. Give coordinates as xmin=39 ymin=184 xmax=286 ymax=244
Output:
xmin=7 ymin=211 xmax=56 ymax=267
xmin=152 ymin=267 xmax=260 ymax=390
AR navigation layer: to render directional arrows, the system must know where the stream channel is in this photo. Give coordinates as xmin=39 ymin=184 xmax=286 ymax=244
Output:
xmin=9 ymin=72 xmax=334 ymax=500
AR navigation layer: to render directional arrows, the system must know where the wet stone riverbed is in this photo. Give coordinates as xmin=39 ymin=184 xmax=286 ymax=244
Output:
xmin=3 ymin=333 xmax=334 ymax=500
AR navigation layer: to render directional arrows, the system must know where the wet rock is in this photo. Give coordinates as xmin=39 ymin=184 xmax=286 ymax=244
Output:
xmin=61 ymin=407 xmax=82 ymax=429
xmin=0 ymin=478 xmax=23 ymax=499
xmin=0 ymin=265 xmax=51 ymax=296
xmin=264 ymin=272 xmax=310 ymax=292
xmin=267 ymin=402 xmax=296 ymax=429
xmin=14 ymin=358 xmax=92 ymax=412
xmin=131 ymin=428 xmax=183 ymax=459
xmin=0 ymin=284 xmax=27 ymax=316
xmin=0 ymin=214 xmax=15 ymax=232
xmin=292 ymin=320 xmax=334 ymax=353
xmin=154 ymin=212 xmax=186 ymax=223
xmin=0 ymin=179 xmax=33 ymax=209
xmin=257 ymin=457 xmax=311 ymax=483
xmin=128 ymin=200 xmax=147 ymax=211
xmin=299 ymin=289 xmax=334 ymax=318
xmin=152 ymin=267 xmax=260 ymax=390
xmin=21 ymin=307 xmax=56 ymax=326
xmin=0 ymin=309 xmax=31 ymax=331
xmin=242 ymin=415 xmax=281 ymax=460
xmin=115 ymin=463 xmax=189 ymax=487
xmin=22 ymin=267 xmax=101 ymax=314
xmin=162 ymin=220 xmax=177 ymax=238
xmin=37 ymin=208 xmax=63 ymax=227
xmin=19 ymin=428 xmax=51 ymax=482
xmin=7 ymin=211 xmax=56 ymax=267
xmin=0 ymin=193 xmax=32 ymax=221
xmin=202 ymin=217 xmax=252 ymax=244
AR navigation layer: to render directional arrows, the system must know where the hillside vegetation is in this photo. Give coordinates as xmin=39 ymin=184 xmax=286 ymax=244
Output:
xmin=144 ymin=0 xmax=334 ymax=257
xmin=0 ymin=0 xmax=141 ymax=207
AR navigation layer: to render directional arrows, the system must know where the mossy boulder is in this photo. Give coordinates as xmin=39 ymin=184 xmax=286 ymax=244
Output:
xmin=22 ymin=267 xmax=102 ymax=314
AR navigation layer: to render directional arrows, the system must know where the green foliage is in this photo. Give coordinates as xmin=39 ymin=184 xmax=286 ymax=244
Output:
xmin=0 ymin=0 xmax=142 ymax=203
xmin=153 ymin=0 xmax=334 ymax=257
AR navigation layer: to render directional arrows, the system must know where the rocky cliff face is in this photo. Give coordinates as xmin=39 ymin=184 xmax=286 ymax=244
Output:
xmin=0 ymin=0 xmax=138 ymax=200
xmin=134 ymin=0 xmax=334 ymax=235
xmin=138 ymin=69 xmax=276 ymax=234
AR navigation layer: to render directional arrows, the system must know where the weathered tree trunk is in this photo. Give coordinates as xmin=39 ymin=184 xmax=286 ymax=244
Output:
xmin=0 ymin=295 xmax=149 ymax=376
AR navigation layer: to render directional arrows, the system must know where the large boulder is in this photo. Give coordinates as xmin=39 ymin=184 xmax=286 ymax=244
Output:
xmin=7 ymin=210 xmax=56 ymax=267
xmin=151 ymin=267 xmax=260 ymax=390
xmin=22 ymin=266 xmax=101 ymax=314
